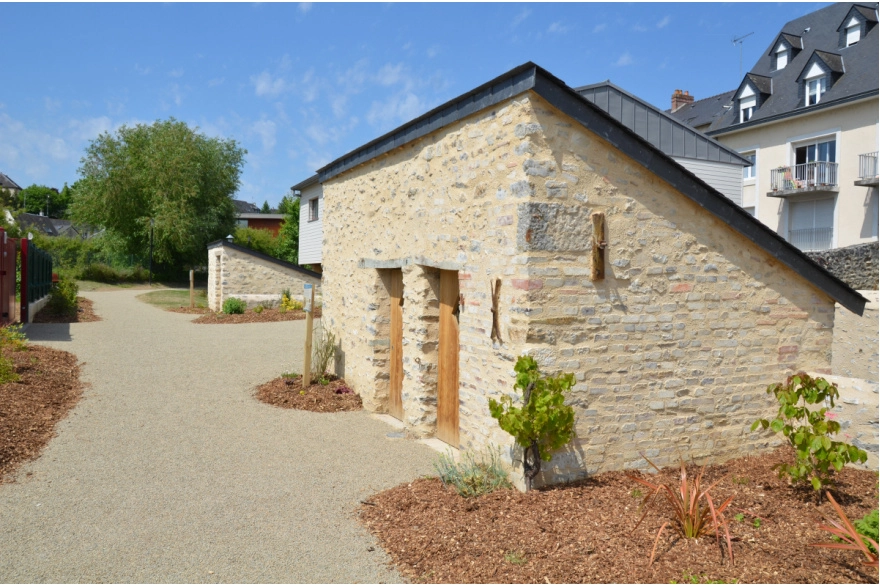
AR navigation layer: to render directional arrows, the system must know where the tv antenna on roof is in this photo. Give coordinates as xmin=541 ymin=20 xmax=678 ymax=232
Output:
xmin=732 ymin=32 xmax=754 ymax=80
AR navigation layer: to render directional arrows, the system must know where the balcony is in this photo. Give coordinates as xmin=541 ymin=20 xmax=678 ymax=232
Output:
xmin=855 ymin=152 xmax=878 ymax=187
xmin=788 ymin=227 xmax=833 ymax=252
xmin=768 ymin=161 xmax=839 ymax=197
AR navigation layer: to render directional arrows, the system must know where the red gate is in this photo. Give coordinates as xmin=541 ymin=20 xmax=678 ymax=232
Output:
xmin=0 ymin=228 xmax=18 ymax=325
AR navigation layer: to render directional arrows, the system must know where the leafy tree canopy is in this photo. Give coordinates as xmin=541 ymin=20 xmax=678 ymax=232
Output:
xmin=275 ymin=194 xmax=300 ymax=264
xmin=260 ymin=200 xmax=271 ymax=213
xmin=72 ymin=118 xmax=246 ymax=268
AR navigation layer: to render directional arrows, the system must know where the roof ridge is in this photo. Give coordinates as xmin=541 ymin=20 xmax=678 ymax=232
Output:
xmin=684 ymin=89 xmax=736 ymax=106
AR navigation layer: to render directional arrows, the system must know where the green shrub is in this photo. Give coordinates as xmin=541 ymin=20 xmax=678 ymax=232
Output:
xmin=752 ymin=372 xmax=868 ymax=491
xmin=254 ymin=305 xmax=264 ymax=314
xmin=0 ymin=324 xmax=27 ymax=384
xmin=434 ymin=446 xmax=512 ymax=498
xmin=222 ymin=297 xmax=246 ymax=314
xmin=279 ymin=289 xmax=302 ymax=312
xmin=46 ymin=277 xmax=79 ymax=317
xmin=488 ymin=355 xmax=575 ymax=490
xmin=855 ymin=509 xmax=879 ymax=554
xmin=234 ymin=226 xmax=280 ymax=257
xmin=78 ymin=262 xmax=149 ymax=284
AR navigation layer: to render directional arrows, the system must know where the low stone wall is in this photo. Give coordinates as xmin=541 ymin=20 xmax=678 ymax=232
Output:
xmin=807 ymin=242 xmax=879 ymax=290
xmin=832 ymin=290 xmax=878 ymax=382
xmin=812 ymin=373 xmax=879 ymax=471
xmin=207 ymin=241 xmax=321 ymax=311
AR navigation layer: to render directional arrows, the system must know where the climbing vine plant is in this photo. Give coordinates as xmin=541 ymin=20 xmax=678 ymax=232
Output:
xmin=488 ymin=356 xmax=576 ymax=490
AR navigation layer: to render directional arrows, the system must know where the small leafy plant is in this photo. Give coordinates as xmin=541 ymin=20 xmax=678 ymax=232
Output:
xmin=279 ymin=289 xmax=302 ymax=312
xmin=811 ymin=491 xmax=878 ymax=566
xmin=629 ymin=457 xmax=735 ymax=566
xmin=434 ymin=446 xmax=512 ymax=498
xmin=752 ymin=372 xmax=868 ymax=491
xmin=0 ymin=324 xmax=27 ymax=384
xmin=488 ymin=355 xmax=575 ymax=490
xmin=504 ymin=550 xmax=527 ymax=565
xmin=254 ymin=304 xmax=264 ymax=314
xmin=854 ymin=509 xmax=879 ymax=554
xmin=222 ymin=297 xmax=247 ymax=315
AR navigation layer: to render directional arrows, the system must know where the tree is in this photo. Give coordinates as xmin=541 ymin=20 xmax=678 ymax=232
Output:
xmin=17 ymin=184 xmax=59 ymax=216
xmin=260 ymin=200 xmax=271 ymax=213
xmin=275 ymin=193 xmax=300 ymax=264
xmin=72 ymin=118 xmax=246 ymax=269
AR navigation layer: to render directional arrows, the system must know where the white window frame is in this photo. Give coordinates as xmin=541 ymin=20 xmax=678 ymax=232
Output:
xmin=740 ymin=96 xmax=756 ymax=123
xmin=846 ymin=16 xmax=861 ymax=46
xmin=742 ymin=151 xmax=757 ymax=181
xmin=775 ymin=44 xmax=789 ymax=70
xmin=308 ymin=198 xmax=319 ymax=222
xmin=805 ymin=75 xmax=827 ymax=106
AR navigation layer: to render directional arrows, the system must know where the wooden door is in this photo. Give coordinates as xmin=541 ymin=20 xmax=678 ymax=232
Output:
xmin=437 ymin=270 xmax=460 ymax=447
xmin=388 ymin=269 xmax=404 ymax=420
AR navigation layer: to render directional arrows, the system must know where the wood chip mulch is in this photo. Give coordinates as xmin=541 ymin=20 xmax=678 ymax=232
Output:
xmin=359 ymin=447 xmax=879 ymax=584
xmin=32 ymin=297 xmax=100 ymax=323
xmin=255 ymin=374 xmax=362 ymax=412
xmin=0 ymin=345 xmax=84 ymax=483
xmin=169 ymin=306 xmax=321 ymax=324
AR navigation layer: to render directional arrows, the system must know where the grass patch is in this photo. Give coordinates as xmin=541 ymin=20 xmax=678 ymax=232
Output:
xmin=137 ymin=289 xmax=208 ymax=310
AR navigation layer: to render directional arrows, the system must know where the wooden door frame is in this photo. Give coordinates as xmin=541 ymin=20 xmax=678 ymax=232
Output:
xmin=388 ymin=269 xmax=404 ymax=421
xmin=436 ymin=269 xmax=460 ymax=447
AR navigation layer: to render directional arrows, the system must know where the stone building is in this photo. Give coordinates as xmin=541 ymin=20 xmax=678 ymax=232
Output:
xmin=315 ymin=63 xmax=866 ymax=486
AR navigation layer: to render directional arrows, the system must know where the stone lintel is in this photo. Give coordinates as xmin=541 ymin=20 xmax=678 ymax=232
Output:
xmin=358 ymin=256 xmax=464 ymax=271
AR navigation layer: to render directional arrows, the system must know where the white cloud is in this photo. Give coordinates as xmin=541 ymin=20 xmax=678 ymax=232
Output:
xmin=376 ymin=63 xmax=405 ymax=86
xmin=169 ymin=68 xmax=184 ymax=78
xmin=614 ymin=52 xmax=633 ymax=66
xmin=547 ymin=22 xmax=571 ymax=35
xmin=657 ymin=16 xmax=671 ymax=29
xmin=169 ymin=83 xmax=184 ymax=107
xmin=298 ymin=2 xmax=312 ymax=14
xmin=0 ymin=113 xmax=74 ymax=179
xmin=208 ymin=77 xmax=225 ymax=87
xmin=44 ymin=97 xmax=62 ymax=112
xmin=252 ymin=71 xmax=287 ymax=97
xmin=632 ymin=24 xmax=648 ymax=32
xmin=593 ymin=23 xmax=607 ymax=33
xmin=511 ymin=8 xmax=531 ymax=28
xmin=252 ymin=119 xmax=277 ymax=152
xmin=330 ymin=94 xmax=348 ymax=118
xmin=426 ymin=45 xmax=440 ymax=58
xmin=300 ymin=68 xmax=320 ymax=102
xmin=367 ymin=92 xmax=423 ymax=129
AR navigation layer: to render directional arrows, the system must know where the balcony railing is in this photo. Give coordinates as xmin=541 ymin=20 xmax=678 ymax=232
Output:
xmin=788 ymin=227 xmax=833 ymax=252
xmin=770 ymin=161 xmax=839 ymax=192
xmin=858 ymin=152 xmax=878 ymax=180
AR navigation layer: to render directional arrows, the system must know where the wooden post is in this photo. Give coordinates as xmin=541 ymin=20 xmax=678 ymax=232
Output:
xmin=591 ymin=212 xmax=606 ymax=281
xmin=302 ymin=284 xmax=315 ymax=387
xmin=189 ymin=270 xmax=194 ymax=308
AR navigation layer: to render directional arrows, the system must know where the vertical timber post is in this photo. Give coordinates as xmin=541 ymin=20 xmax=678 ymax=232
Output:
xmin=189 ymin=270 xmax=195 ymax=308
xmin=591 ymin=212 xmax=606 ymax=281
xmin=19 ymin=238 xmax=28 ymax=324
xmin=302 ymin=283 xmax=315 ymax=387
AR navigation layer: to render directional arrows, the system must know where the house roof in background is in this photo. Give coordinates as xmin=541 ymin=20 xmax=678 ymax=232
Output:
xmin=315 ymin=61 xmax=866 ymax=315
xmin=574 ymin=81 xmax=750 ymax=166
xmin=17 ymin=212 xmax=59 ymax=236
xmin=0 ymin=172 xmax=22 ymax=191
xmin=666 ymin=90 xmax=737 ymax=129
xmin=232 ymin=199 xmax=260 ymax=214
xmin=687 ymin=2 xmax=879 ymax=134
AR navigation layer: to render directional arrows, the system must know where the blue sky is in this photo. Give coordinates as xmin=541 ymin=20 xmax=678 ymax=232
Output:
xmin=1 ymin=2 xmax=829 ymax=208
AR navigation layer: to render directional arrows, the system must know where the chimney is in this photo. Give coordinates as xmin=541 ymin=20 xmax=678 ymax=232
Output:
xmin=671 ymin=89 xmax=694 ymax=112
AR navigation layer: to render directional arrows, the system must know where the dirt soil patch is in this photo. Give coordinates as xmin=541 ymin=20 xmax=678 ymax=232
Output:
xmin=0 ymin=345 xmax=84 ymax=483
xmin=32 ymin=297 xmax=100 ymax=323
xmin=255 ymin=374 xmax=362 ymax=413
xmin=172 ymin=306 xmax=321 ymax=324
xmin=359 ymin=447 xmax=879 ymax=584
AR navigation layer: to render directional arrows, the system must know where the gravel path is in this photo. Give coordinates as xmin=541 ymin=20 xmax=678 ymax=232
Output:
xmin=0 ymin=289 xmax=436 ymax=583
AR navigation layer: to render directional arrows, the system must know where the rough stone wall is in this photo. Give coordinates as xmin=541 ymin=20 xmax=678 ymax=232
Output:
xmin=321 ymin=91 xmax=837 ymax=487
xmin=207 ymin=244 xmax=320 ymax=311
xmin=807 ymin=242 xmax=879 ymax=290
xmin=815 ymin=373 xmax=879 ymax=471
xmin=832 ymin=290 xmax=878 ymax=382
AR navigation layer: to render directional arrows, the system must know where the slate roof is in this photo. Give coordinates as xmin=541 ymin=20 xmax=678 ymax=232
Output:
xmin=17 ymin=213 xmax=60 ymax=237
xmin=780 ymin=33 xmax=804 ymax=49
xmin=745 ymin=73 xmax=774 ymax=95
xmin=315 ymin=61 xmax=866 ymax=315
xmin=232 ymin=199 xmax=260 ymax=214
xmin=574 ymin=81 xmax=750 ymax=165
xmin=0 ymin=172 xmax=22 ymax=191
xmin=667 ymin=90 xmax=736 ymax=130
xmin=693 ymin=2 xmax=879 ymax=135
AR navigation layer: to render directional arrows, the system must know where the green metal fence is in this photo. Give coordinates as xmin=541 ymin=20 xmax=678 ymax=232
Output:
xmin=27 ymin=241 xmax=53 ymax=303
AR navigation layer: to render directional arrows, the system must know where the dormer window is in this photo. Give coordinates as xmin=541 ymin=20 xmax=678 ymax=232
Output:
xmin=740 ymin=96 xmax=756 ymax=122
xmin=775 ymin=44 xmax=789 ymax=69
xmin=845 ymin=17 xmax=861 ymax=45
xmin=806 ymin=76 xmax=827 ymax=105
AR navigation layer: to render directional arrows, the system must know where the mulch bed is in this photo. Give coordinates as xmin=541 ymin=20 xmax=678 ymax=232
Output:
xmin=168 ymin=306 xmax=321 ymax=324
xmin=255 ymin=374 xmax=362 ymax=413
xmin=0 ymin=345 xmax=84 ymax=483
xmin=32 ymin=297 xmax=100 ymax=323
xmin=359 ymin=447 xmax=879 ymax=584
